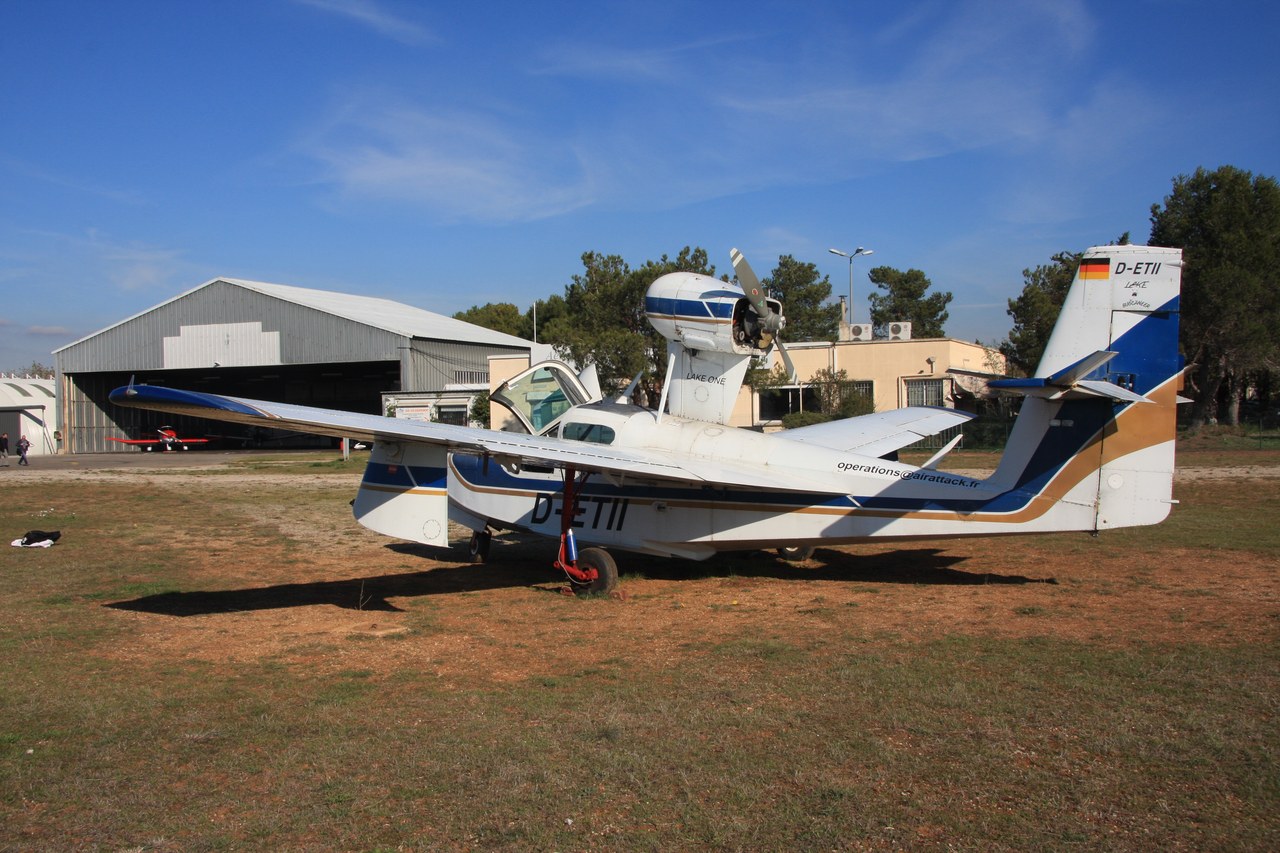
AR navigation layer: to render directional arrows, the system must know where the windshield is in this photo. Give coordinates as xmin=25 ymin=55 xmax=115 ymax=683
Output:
xmin=491 ymin=364 xmax=590 ymax=434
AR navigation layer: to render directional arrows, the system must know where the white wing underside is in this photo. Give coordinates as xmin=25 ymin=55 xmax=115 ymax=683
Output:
xmin=112 ymin=388 xmax=970 ymax=495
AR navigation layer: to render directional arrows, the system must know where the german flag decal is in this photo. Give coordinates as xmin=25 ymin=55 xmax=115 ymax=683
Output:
xmin=1079 ymin=257 xmax=1110 ymax=279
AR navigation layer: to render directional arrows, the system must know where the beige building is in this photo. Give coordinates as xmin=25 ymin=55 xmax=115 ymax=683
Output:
xmin=488 ymin=338 xmax=1005 ymax=432
xmin=750 ymin=336 xmax=1005 ymax=426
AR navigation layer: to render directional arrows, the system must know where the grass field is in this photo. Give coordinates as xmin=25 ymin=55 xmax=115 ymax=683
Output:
xmin=1 ymin=450 xmax=1277 ymax=851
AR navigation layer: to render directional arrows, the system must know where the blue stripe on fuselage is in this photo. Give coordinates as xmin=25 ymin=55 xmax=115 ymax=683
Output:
xmin=644 ymin=296 xmax=736 ymax=320
xmin=452 ymin=455 xmax=1000 ymax=516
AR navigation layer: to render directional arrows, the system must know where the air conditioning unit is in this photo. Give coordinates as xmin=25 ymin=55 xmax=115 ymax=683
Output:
xmin=848 ymin=324 xmax=872 ymax=341
xmin=888 ymin=321 xmax=912 ymax=341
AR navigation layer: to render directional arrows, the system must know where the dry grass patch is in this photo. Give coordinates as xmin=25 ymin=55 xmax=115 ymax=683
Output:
xmin=0 ymin=457 xmax=1276 ymax=850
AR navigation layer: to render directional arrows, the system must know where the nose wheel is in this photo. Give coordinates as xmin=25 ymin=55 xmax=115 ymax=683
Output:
xmin=570 ymin=547 xmax=618 ymax=595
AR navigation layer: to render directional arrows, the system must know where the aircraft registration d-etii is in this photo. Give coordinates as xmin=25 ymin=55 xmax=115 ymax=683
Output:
xmin=111 ymin=245 xmax=1184 ymax=595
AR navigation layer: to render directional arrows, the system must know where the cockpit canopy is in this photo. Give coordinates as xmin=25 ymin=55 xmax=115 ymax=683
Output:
xmin=490 ymin=361 xmax=596 ymax=436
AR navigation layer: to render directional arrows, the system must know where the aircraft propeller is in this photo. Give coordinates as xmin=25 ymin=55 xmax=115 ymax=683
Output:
xmin=730 ymin=248 xmax=797 ymax=381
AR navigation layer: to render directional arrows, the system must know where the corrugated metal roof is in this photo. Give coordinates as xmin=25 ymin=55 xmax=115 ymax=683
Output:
xmin=224 ymin=279 xmax=532 ymax=347
xmin=0 ymin=378 xmax=55 ymax=406
xmin=56 ymin=278 xmax=533 ymax=353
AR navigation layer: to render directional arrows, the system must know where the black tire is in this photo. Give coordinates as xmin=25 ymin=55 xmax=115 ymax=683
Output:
xmin=468 ymin=530 xmax=491 ymax=564
xmin=575 ymin=547 xmax=619 ymax=595
xmin=778 ymin=545 xmax=815 ymax=562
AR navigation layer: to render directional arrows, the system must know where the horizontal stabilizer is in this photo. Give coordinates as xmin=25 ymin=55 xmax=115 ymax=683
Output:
xmin=778 ymin=406 xmax=974 ymax=457
xmin=1073 ymin=380 xmax=1151 ymax=404
xmin=1047 ymin=351 xmax=1117 ymax=385
xmin=989 ymin=350 xmax=1151 ymax=403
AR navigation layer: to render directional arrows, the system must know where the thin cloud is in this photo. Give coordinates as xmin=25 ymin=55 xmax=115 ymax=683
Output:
xmin=296 ymin=0 xmax=1134 ymax=226
xmin=530 ymin=34 xmax=758 ymax=82
xmin=294 ymin=0 xmax=434 ymax=46
xmin=719 ymin=3 xmax=1093 ymax=166
xmin=11 ymin=228 xmax=191 ymax=293
xmin=304 ymin=94 xmax=596 ymax=222
xmin=28 ymin=326 xmax=71 ymax=336
xmin=0 ymin=154 xmax=146 ymax=205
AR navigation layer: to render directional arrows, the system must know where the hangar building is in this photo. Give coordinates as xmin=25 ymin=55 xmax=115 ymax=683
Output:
xmin=54 ymin=278 xmax=533 ymax=454
xmin=0 ymin=376 xmax=58 ymax=457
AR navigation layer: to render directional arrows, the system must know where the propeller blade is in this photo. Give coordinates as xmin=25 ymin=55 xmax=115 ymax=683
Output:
xmin=730 ymin=248 xmax=781 ymax=333
xmin=776 ymin=337 xmax=797 ymax=383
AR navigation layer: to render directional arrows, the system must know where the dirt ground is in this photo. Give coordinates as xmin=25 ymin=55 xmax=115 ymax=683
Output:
xmin=14 ymin=451 xmax=1273 ymax=688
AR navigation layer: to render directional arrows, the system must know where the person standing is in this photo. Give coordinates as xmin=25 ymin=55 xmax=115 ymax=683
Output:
xmin=16 ymin=434 xmax=30 ymax=466
xmin=0 ymin=431 xmax=8 ymax=466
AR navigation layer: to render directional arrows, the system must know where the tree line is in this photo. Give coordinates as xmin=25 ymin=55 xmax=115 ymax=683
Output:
xmin=457 ymin=165 xmax=1279 ymax=429
xmin=1003 ymin=165 xmax=1279 ymax=428
xmin=456 ymin=249 xmax=955 ymax=406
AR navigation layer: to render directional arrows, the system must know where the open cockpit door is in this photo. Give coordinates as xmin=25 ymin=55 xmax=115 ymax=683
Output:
xmin=490 ymin=360 xmax=598 ymax=436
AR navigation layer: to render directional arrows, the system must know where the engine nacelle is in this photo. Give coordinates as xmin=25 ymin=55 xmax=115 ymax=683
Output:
xmin=645 ymin=272 xmax=782 ymax=356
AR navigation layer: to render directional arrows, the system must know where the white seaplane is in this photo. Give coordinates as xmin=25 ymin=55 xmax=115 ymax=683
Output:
xmin=110 ymin=245 xmax=1184 ymax=594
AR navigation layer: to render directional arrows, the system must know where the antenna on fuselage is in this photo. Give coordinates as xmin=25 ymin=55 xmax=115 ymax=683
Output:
xmin=617 ymin=371 xmax=643 ymax=405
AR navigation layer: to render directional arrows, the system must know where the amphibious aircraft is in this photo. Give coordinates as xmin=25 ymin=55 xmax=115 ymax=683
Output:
xmin=110 ymin=245 xmax=1184 ymax=594
xmin=106 ymin=425 xmax=210 ymax=452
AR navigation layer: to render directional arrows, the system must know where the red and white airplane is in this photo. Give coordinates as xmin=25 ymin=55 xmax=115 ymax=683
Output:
xmin=110 ymin=245 xmax=1184 ymax=595
xmin=107 ymin=426 xmax=209 ymax=452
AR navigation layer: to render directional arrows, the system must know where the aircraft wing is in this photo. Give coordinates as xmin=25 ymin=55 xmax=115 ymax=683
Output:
xmin=106 ymin=437 xmax=163 ymax=445
xmin=774 ymin=406 xmax=974 ymax=458
xmin=108 ymin=384 xmax=846 ymax=494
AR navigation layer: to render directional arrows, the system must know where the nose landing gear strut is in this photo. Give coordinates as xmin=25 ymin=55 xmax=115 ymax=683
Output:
xmin=553 ymin=465 xmax=619 ymax=595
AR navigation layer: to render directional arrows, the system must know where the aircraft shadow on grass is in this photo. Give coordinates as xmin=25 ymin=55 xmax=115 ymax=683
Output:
xmin=106 ymin=542 xmax=1053 ymax=618
xmin=629 ymin=546 xmax=1056 ymax=586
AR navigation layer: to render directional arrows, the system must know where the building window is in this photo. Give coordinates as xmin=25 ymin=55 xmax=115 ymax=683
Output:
xmin=841 ymin=380 xmax=874 ymax=406
xmin=435 ymin=405 xmax=468 ymax=426
xmin=905 ymin=378 xmax=946 ymax=407
xmin=758 ymin=386 xmax=821 ymax=421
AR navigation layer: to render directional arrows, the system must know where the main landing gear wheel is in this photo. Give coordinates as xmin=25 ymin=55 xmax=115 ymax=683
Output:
xmin=468 ymin=530 xmax=491 ymax=564
xmin=573 ymin=547 xmax=619 ymax=595
xmin=778 ymin=545 xmax=815 ymax=562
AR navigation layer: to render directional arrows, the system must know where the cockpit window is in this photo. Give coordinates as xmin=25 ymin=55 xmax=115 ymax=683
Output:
xmin=491 ymin=364 xmax=589 ymax=434
xmin=562 ymin=422 xmax=616 ymax=445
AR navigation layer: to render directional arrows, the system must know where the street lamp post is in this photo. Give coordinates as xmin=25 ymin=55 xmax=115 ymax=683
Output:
xmin=828 ymin=246 xmax=874 ymax=326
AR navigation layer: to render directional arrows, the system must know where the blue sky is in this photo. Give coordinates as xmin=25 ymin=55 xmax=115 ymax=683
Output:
xmin=2 ymin=0 xmax=1277 ymax=372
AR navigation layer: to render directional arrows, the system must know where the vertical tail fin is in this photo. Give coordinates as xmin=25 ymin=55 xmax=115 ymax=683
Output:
xmin=988 ymin=245 xmax=1183 ymax=531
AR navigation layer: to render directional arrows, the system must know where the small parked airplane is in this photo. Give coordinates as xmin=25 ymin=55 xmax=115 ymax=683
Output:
xmin=110 ymin=245 xmax=1184 ymax=594
xmin=106 ymin=425 xmax=210 ymax=452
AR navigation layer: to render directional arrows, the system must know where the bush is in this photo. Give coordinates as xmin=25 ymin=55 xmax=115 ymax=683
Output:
xmin=781 ymin=410 xmax=833 ymax=429
xmin=837 ymin=392 xmax=874 ymax=419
